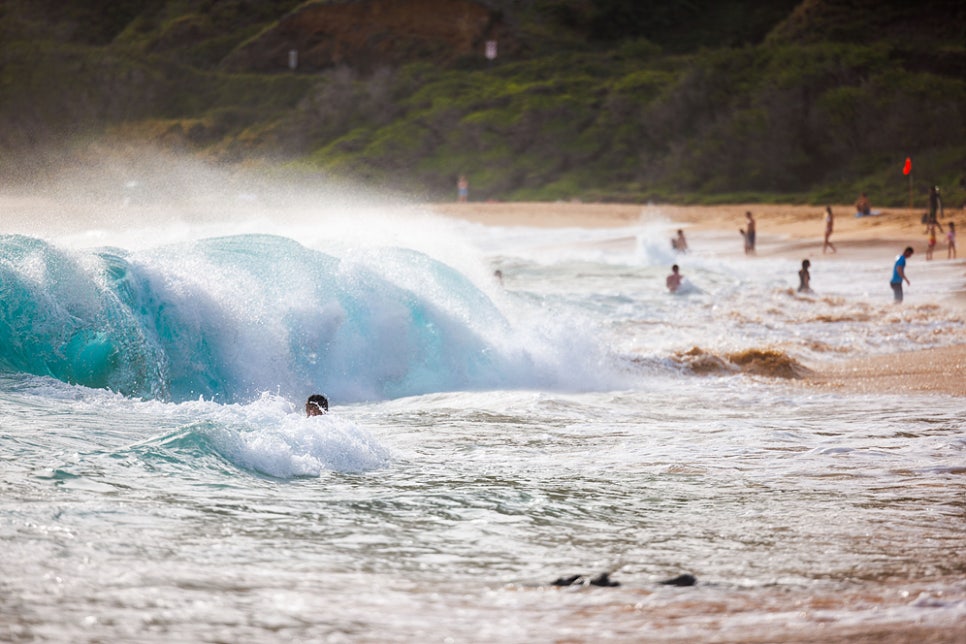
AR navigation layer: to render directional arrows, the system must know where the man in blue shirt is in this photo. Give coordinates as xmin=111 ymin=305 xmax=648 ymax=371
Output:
xmin=890 ymin=247 xmax=914 ymax=302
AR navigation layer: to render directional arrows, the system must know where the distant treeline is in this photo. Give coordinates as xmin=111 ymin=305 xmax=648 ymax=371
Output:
xmin=289 ymin=42 xmax=965 ymax=205
xmin=0 ymin=0 xmax=963 ymax=206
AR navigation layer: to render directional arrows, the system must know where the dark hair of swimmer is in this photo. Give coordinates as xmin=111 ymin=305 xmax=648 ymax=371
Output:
xmin=306 ymin=394 xmax=328 ymax=416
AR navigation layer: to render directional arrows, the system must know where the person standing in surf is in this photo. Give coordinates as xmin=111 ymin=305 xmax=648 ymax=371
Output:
xmin=947 ymin=221 xmax=956 ymax=259
xmin=666 ymin=264 xmax=683 ymax=293
xmin=671 ymin=229 xmax=688 ymax=253
xmin=890 ymin=247 xmax=914 ymax=303
xmin=926 ymin=222 xmax=938 ymax=260
xmin=798 ymin=259 xmax=812 ymax=293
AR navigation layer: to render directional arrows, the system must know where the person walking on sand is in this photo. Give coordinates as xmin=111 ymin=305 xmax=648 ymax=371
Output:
xmin=823 ymin=206 xmax=836 ymax=254
xmin=742 ymin=211 xmax=756 ymax=254
xmin=798 ymin=259 xmax=812 ymax=293
xmin=948 ymin=222 xmax=957 ymax=259
xmin=666 ymin=264 xmax=683 ymax=293
xmin=890 ymin=247 xmax=914 ymax=303
xmin=457 ymin=175 xmax=469 ymax=203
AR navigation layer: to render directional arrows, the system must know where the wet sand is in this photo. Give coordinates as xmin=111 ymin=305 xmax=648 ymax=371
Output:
xmin=433 ymin=202 xmax=966 ymax=397
xmin=807 ymin=344 xmax=966 ymax=397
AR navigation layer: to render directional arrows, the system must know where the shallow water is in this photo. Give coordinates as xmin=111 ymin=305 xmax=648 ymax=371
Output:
xmin=2 ymin=198 xmax=965 ymax=642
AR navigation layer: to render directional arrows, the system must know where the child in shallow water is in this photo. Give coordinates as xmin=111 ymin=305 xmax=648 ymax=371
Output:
xmin=798 ymin=259 xmax=812 ymax=293
xmin=926 ymin=223 xmax=938 ymax=260
xmin=666 ymin=264 xmax=683 ymax=293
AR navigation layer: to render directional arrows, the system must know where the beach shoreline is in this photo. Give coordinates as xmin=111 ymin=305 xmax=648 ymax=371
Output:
xmin=431 ymin=200 xmax=949 ymax=243
xmin=432 ymin=201 xmax=966 ymax=397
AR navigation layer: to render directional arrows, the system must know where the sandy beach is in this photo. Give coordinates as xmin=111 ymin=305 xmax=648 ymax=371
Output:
xmin=433 ymin=201 xmax=966 ymax=397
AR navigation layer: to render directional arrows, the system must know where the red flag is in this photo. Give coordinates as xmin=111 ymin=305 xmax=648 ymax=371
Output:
xmin=902 ymin=157 xmax=912 ymax=175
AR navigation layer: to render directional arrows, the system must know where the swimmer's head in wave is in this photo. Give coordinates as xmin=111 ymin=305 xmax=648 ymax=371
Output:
xmin=306 ymin=394 xmax=329 ymax=416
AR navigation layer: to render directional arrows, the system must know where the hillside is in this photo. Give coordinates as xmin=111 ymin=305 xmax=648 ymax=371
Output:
xmin=0 ymin=0 xmax=963 ymax=206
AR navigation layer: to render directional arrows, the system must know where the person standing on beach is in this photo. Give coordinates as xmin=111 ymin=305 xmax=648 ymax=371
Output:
xmin=890 ymin=247 xmax=914 ymax=303
xmin=743 ymin=211 xmax=756 ymax=254
xmin=947 ymin=222 xmax=957 ymax=259
xmin=927 ymin=186 xmax=943 ymax=228
xmin=457 ymin=175 xmax=469 ymax=203
xmin=823 ymin=206 xmax=836 ymax=254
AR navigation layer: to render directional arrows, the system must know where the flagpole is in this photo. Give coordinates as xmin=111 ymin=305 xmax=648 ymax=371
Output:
xmin=902 ymin=157 xmax=913 ymax=209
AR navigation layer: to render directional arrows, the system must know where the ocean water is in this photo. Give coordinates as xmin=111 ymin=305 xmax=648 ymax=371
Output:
xmin=2 ymin=187 xmax=965 ymax=642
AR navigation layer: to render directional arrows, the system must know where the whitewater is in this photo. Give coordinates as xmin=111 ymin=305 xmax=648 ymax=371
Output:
xmin=1 ymin=170 xmax=964 ymax=642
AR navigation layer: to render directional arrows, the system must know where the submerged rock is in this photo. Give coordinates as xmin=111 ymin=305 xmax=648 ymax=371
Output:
xmin=552 ymin=572 xmax=620 ymax=587
xmin=551 ymin=571 xmax=697 ymax=587
xmin=659 ymin=574 xmax=697 ymax=587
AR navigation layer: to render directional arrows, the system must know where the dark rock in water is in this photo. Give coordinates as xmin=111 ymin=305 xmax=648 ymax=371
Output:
xmin=552 ymin=574 xmax=583 ymax=587
xmin=589 ymin=572 xmax=620 ymax=587
xmin=552 ymin=572 xmax=693 ymax=587
xmin=659 ymin=574 xmax=697 ymax=587
xmin=551 ymin=572 xmax=620 ymax=587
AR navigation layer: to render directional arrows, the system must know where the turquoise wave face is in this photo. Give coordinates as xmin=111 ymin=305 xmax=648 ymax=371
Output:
xmin=0 ymin=235 xmax=166 ymax=396
xmin=0 ymin=234 xmax=510 ymax=403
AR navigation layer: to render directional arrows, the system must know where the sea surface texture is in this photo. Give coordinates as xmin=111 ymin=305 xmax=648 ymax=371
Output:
xmin=2 ymin=200 xmax=964 ymax=642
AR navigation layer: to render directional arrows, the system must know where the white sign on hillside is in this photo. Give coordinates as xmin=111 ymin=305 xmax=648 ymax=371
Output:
xmin=485 ymin=40 xmax=497 ymax=61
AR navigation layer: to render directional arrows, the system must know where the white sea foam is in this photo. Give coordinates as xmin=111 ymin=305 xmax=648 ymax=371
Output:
xmin=206 ymin=412 xmax=390 ymax=477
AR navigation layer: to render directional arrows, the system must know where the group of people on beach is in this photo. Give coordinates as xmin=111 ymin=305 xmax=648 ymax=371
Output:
xmin=925 ymin=220 xmax=956 ymax=260
xmin=922 ymin=185 xmax=956 ymax=260
xmin=793 ymin=194 xmax=957 ymax=303
xmin=666 ymin=194 xmax=959 ymax=304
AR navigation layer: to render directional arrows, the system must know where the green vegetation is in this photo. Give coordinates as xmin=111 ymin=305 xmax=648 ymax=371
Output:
xmin=1 ymin=0 xmax=963 ymax=207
